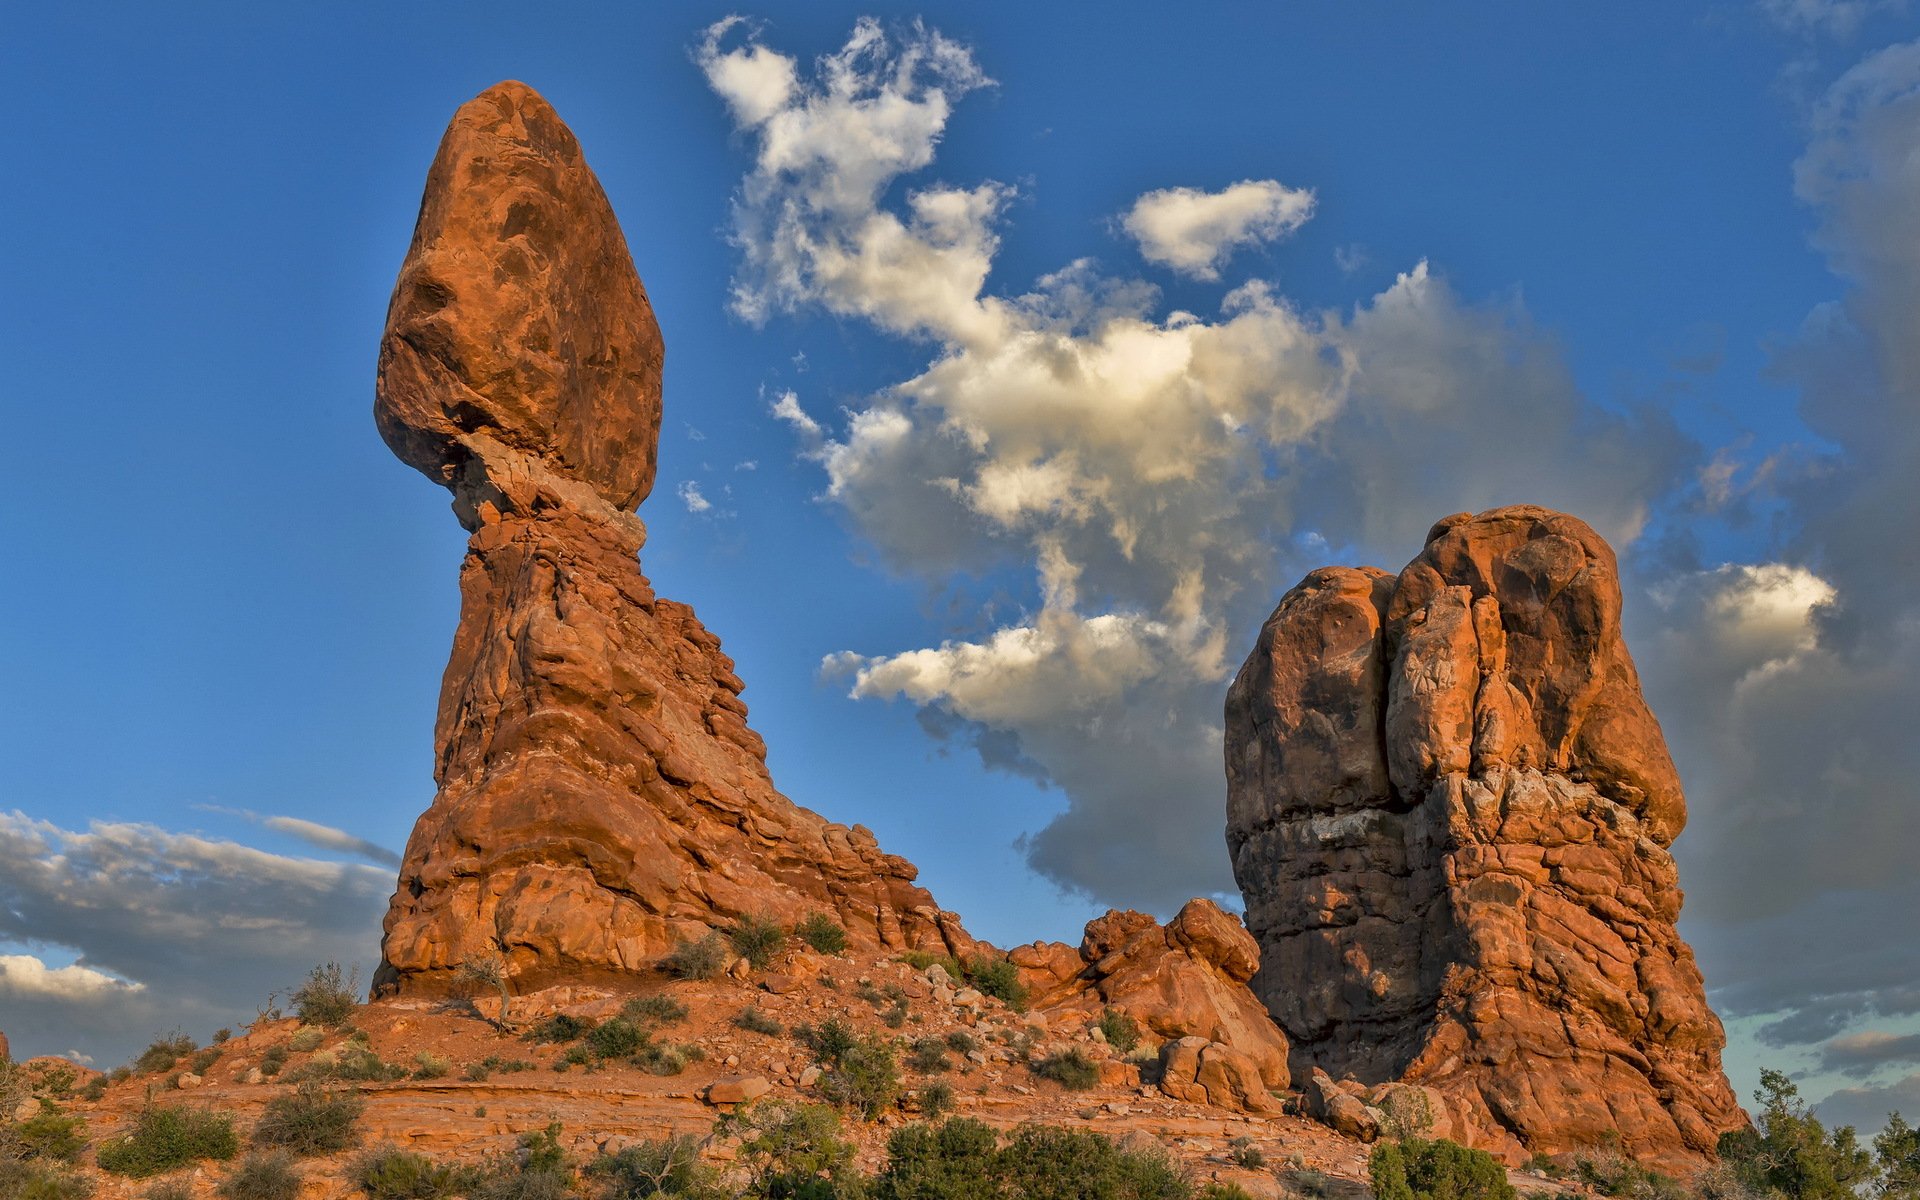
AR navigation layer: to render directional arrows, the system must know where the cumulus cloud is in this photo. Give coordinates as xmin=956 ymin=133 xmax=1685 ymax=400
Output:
xmin=678 ymin=481 xmax=713 ymax=513
xmin=1820 ymin=1031 xmax=1920 ymax=1077
xmin=0 ymin=811 xmax=389 ymax=1067
xmin=1122 ymin=180 xmax=1315 ymax=280
xmin=700 ymin=19 xmax=1693 ymax=912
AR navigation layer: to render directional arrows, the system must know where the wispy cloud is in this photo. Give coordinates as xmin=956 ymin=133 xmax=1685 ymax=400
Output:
xmin=1121 ymin=180 xmax=1315 ymax=280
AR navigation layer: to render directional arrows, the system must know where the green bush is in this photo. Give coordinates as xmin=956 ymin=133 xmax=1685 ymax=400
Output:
xmin=585 ymin=1019 xmax=648 ymax=1061
xmin=466 ymin=1124 xmax=572 ymax=1200
xmin=943 ymin=1032 xmax=976 ymax=1056
xmin=793 ymin=1018 xmax=859 ymax=1066
xmin=291 ymin=963 xmax=360 ymax=1028
xmin=217 ymin=1152 xmax=302 ymax=1200
xmin=727 ymin=914 xmax=787 ymax=971
xmin=620 ymin=996 xmax=688 ymax=1026
xmin=1227 ymin=1137 xmax=1264 ymax=1169
xmin=1031 ymin=1049 xmax=1098 ymax=1091
xmin=909 ymin=1038 xmax=951 ymax=1074
xmin=1097 ymin=1009 xmax=1139 ymax=1054
xmin=795 ymin=913 xmax=849 ymax=956
xmin=586 ymin=1134 xmax=729 ymax=1200
xmin=878 ymin=1117 xmax=1001 ymax=1198
xmin=17 ymin=1108 xmax=89 ymax=1162
xmin=995 ymin=1124 xmax=1187 ymax=1200
xmin=896 ymin=951 xmax=962 ymax=982
xmin=662 ymin=934 xmax=728 ymax=982
xmin=295 ymin=1044 xmax=405 ymax=1083
xmin=0 ymin=1163 xmax=96 ymax=1200
xmin=287 ymin=1027 xmax=325 ymax=1053
xmin=1877 ymin=1114 xmax=1920 ymax=1200
xmin=134 ymin=1033 xmax=197 ymax=1076
xmin=410 ymin=1052 xmax=450 ymax=1081
xmin=963 ymin=958 xmax=1027 ymax=1011
xmin=524 ymin=1014 xmax=596 ymax=1045
xmin=734 ymin=1007 xmax=784 ymax=1036
xmin=251 ymin=1084 xmax=365 ymax=1156
xmin=919 ymin=1082 xmax=957 ymax=1122
xmin=1369 ymin=1137 xmax=1516 ymax=1200
xmin=722 ymin=1101 xmax=859 ymax=1198
xmin=349 ymin=1145 xmax=477 ymax=1199
xmin=144 ymin=1182 xmax=193 ymax=1200
xmin=817 ymin=1033 xmax=901 ymax=1118
xmin=97 ymin=1106 xmax=240 ymax=1177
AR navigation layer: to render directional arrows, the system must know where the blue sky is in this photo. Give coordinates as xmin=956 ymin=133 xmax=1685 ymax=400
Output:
xmin=3 ymin=1 xmax=1918 ymax=1134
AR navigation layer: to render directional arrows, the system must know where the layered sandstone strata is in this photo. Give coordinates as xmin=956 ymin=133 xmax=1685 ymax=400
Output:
xmin=372 ymin=82 xmax=969 ymax=995
xmin=1225 ymin=506 xmax=1744 ymax=1165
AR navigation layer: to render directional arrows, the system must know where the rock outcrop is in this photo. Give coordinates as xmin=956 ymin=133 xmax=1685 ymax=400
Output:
xmin=1012 ymin=898 xmax=1291 ymax=1104
xmin=373 ymin=81 xmax=969 ymax=995
xmin=1225 ymin=505 xmax=1744 ymax=1165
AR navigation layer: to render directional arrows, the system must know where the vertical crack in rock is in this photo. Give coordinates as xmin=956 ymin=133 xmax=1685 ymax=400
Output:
xmin=372 ymin=82 xmax=972 ymax=996
xmin=1226 ymin=505 xmax=1746 ymax=1166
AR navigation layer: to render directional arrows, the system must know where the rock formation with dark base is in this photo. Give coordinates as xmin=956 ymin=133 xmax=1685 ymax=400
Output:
xmin=373 ymin=82 xmax=971 ymax=996
xmin=1225 ymin=505 xmax=1744 ymax=1166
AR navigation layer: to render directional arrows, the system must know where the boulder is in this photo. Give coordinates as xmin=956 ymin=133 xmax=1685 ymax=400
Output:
xmin=705 ymin=1075 xmax=771 ymax=1106
xmin=369 ymin=82 xmax=973 ymax=996
xmin=1226 ymin=506 xmax=1745 ymax=1166
xmin=1158 ymin=1037 xmax=1279 ymax=1114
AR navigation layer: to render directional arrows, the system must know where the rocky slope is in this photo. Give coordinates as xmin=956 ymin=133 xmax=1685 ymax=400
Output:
xmin=371 ymin=81 xmax=974 ymax=994
xmin=1225 ymin=506 xmax=1746 ymax=1166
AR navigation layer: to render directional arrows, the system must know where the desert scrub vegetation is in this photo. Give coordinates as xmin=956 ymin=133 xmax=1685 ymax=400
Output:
xmin=1098 ymin=1007 xmax=1140 ymax=1053
xmin=727 ymin=913 xmax=787 ymax=970
xmin=794 ymin=912 xmax=848 ymax=955
xmin=524 ymin=1013 xmax=596 ymax=1045
xmin=878 ymin=1118 xmax=1190 ymax=1199
xmin=216 ymin=1152 xmax=302 ymax=1200
xmin=133 ymin=1033 xmax=197 ymax=1076
xmin=349 ymin=1145 xmax=479 ymax=1200
xmin=96 ymin=1105 xmax=240 ymax=1177
xmin=963 ymin=956 xmax=1028 ymax=1010
xmin=908 ymin=1036 xmax=951 ymax=1074
xmin=619 ymin=995 xmax=688 ymax=1025
xmin=466 ymin=1122 xmax=572 ymax=1200
xmin=661 ymin=933 xmax=728 ymax=981
xmin=1 ymin=1066 xmax=96 ymax=1200
xmin=719 ymin=1101 xmax=861 ymax=1199
xmin=290 ymin=962 xmax=360 ymax=1027
xmin=1369 ymin=1137 xmax=1516 ymax=1200
xmin=463 ymin=1057 xmax=536 ymax=1082
xmin=251 ymin=1083 xmax=365 ymax=1156
xmin=585 ymin=1134 xmax=728 ymax=1200
xmin=1709 ymin=1070 xmax=1920 ymax=1200
xmin=895 ymin=949 xmax=963 ymax=981
xmin=815 ymin=1031 xmax=901 ymax=1118
xmin=1031 ymin=1047 xmax=1099 ymax=1091
xmin=917 ymin=1080 xmax=957 ymax=1120
xmin=409 ymin=1052 xmax=451 ymax=1081
xmin=734 ymin=1006 xmax=783 ymax=1036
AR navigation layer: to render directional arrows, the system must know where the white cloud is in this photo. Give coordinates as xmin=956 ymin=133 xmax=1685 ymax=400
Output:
xmin=1762 ymin=0 xmax=1901 ymax=37
xmin=195 ymin=805 xmax=401 ymax=868
xmin=677 ymin=481 xmax=712 ymax=513
xmin=1122 ymin=180 xmax=1315 ymax=280
xmin=0 ymin=955 xmax=144 ymax=1002
xmin=701 ymin=20 xmax=1691 ymax=910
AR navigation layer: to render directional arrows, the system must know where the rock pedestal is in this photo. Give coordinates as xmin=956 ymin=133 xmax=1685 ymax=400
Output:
xmin=372 ymin=82 xmax=969 ymax=996
xmin=1225 ymin=505 xmax=1744 ymax=1165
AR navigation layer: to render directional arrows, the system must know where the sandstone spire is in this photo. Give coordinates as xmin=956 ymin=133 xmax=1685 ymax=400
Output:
xmin=372 ymin=82 xmax=970 ymax=995
xmin=1225 ymin=505 xmax=1745 ymax=1165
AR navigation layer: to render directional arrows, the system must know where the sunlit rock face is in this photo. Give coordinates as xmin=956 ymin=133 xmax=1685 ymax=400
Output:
xmin=372 ymin=82 xmax=971 ymax=997
xmin=1226 ymin=505 xmax=1745 ymax=1166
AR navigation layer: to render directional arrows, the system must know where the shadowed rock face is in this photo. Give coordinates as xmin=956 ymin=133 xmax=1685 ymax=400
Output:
xmin=373 ymin=82 xmax=971 ymax=996
xmin=1225 ymin=505 xmax=1744 ymax=1166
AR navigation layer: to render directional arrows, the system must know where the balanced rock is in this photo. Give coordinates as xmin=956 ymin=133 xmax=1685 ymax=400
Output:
xmin=1012 ymin=898 xmax=1289 ymax=1092
xmin=1225 ymin=505 xmax=1744 ymax=1165
xmin=373 ymin=82 xmax=970 ymax=995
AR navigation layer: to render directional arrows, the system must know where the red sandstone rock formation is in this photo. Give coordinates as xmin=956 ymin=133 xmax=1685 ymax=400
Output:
xmin=372 ymin=82 xmax=970 ymax=995
xmin=1012 ymin=898 xmax=1291 ymax=1112
xmin=1225 ymin=505 xmax=1744 ymax=1166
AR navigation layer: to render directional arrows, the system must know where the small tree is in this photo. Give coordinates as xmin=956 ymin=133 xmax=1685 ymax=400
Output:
xmin=1876 ymin=1113 xmax=1920 ymax=1200
xmin=290 ymin=963 xmax=359 ymax=1028
xmin=720 ymin=1101 xmax=859 ymax=1198
xmin=457 ymin=954 xmax=514 ymax=1029
xmin=1370 ymin=1138 xmax=1516 ymax=1200
xmin=1719 ymin=1070 xmax=1874 ymax=1200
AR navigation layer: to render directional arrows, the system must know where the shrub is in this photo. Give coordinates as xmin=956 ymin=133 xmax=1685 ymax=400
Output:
xmin=134 ymin=1033 xmax=197 ymax=1076
xmin=1097 ymin=1008 xmax=1139 ymax=1054
xmin=287 ymin=1027 xmax=325 ymax=1053
xmin=896 ymin=951 xmax=962 ymax=982
xmin=0 ymin=1163 xmax=96 ymax=1200
xmin=817 ymin=1034 xmax=901 ymax=1119
xmin=918 ymin=1082 xmax=957 ymax=1121
xmin=586 ymin=1134 xmax=728 ymax=1200
xmin=727 ymin=914 xmax=787 ymax=971
xmin=662 ymin=934 xmax=728 ymax=982
xmin=1202 ymin=1186 xmax=1258 ymax=1200
xmin=456 ymin=954 xmax=513 ymax=1027
xmin=963 ymin=958 xmax=1028 ymax=1011
xmin=909 ymin=1038 xmax=951 ymax=1074
xmin=734 ymin=1007 xmax=783 ymax=1036
xmin=80 ymin=1078 xmax=108 ymax=1103
xmin=1370 ymin=1137 xmax=1516 ymax=1200
xmin=525 ymin=1013 xmax=596 ymax=1045
xmin=464 ymin=1057 xmax=535 ymax=1081
xmin=795 ymin=913 xmax=849 ymax=956
xmin=793 ymin=1018 xmax=859 ymax=1067
xmin=188 ymin=1047 xmax=224 ymax=1076
xmin=350 ymin=1145 xmax=477 ymax=1200
xmin=97 ymin=1106 xmax=240 ymax=1177
xmin=878 ymin=1117 xmax=1001 ymax=1197
xmin=18 ymin=1108 xmax=89 ymax=1162
xmin=584 ymin=1019 xmax=647 ymax=1061
xmin=410 ymin=1052 xmax=450 ymax=1081
xmin=1032 ymin=1049 xmax=1098 ymax=1092
xmin=463 ymin=1123 xmax=572 ymax=1200
xmin=290 ymin=963 xmax=359 ymax=1028
xmin=620 ymin=996 xmax=688 ymax=1026
xmin=996 ymin=1123 xmax=1188 ymax=1200
xmin=944 ymin=1032 xmax=977 ymax=1056
xmin=217 ymin=1152 xmax=302 ymax=1200
xmin=1227 ymin=1136 xmax=1265 ymax=1169
xmin=145 ymin=1183 xmax=193 ymax=1200
xmin=633 ymin=1042 xmax=695 ymax=1077
xmin=297 ymin=1044 xmax=405 ymax=1083
xmin=251 ymin=1084 xmax=364 ymax=1156
xmin=1573 ymin=1135 xmax=1686 ymax=1200
xmin=722 ymin=1101 xmax=858 ymax=1198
